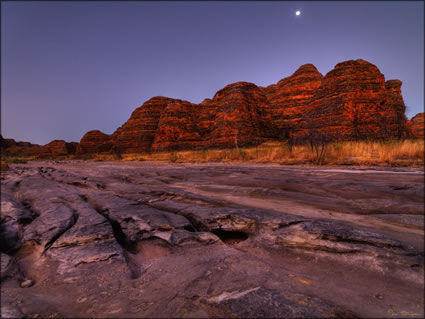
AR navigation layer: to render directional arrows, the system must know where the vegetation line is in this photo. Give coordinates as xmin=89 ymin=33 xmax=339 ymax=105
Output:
xmin=1 ymin=139 xmax=424 ymax=168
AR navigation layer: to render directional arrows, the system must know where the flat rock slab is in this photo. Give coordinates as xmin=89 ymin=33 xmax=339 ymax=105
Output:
xmin=1 ymin=161 xmax=423 ymax=318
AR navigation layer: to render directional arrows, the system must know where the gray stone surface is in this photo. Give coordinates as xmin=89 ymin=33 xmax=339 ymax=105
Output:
xmin=0 ymin=161 xmax=423 ymax=318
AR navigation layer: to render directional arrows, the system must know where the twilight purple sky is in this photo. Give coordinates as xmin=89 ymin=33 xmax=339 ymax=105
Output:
xmin=1 ymin=1 xmax=424 ymax=145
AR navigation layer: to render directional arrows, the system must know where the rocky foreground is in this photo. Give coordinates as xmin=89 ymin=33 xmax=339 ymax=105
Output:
xmin=1 ymin=161 xmax=424 ymax=318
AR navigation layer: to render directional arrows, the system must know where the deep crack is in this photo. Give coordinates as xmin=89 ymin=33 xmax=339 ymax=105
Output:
xmin=43 ymin=208 xmax=79 ymax=254
xmin=93 ymin=206 xmax=138 ymax=254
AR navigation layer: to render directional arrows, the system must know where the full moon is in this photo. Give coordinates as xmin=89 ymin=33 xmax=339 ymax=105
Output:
xmin=296 ymin=10 xmax=301 ymax=16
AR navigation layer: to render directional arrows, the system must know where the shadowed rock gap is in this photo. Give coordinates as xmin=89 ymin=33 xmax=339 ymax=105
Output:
xmin=42 ymin=208 xmax=79 ymax=254
xmin=19 ymin=201 xmax=40 ymax=225
xmin=92 ymin=206 xmax=138 ymax=253
xmin=183 ymin=224 xmax=197 ymax=232
xmin=90 ymin=205 xmax=141 ymax=279
xmin=212 ymin=229 xmax=248 ymax=244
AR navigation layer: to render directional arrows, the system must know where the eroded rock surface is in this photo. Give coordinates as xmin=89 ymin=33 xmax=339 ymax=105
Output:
xmin=36 ymin=140 xmax=78 ymax=158
xmin=77 ymin=59 xmax=415 ymax=155
xmin=1 ymin=161 xmax=423 ymax=318
xmin=295 ymin=60 xmax=412 ymax=140
xmin=76 ymin=130 xmax=113 ymax=155
xmin=111 ymin=96 xmax=175 ymax=153
xmin=263 ymin=63 xmax=323 ymax=133
xmin=411 ymin=112 xmax=424 ymax=139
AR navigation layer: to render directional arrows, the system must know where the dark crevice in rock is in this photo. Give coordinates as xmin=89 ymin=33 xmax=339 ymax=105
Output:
xmin=91 ymin=206 xmax=141 ymax=279
xmin=42 ymin=209 xmax=79 ymax=254
xmin=183 ymin=215 xmax=206 ymax=232
xmin=20 ymin=201 xmax=40 ymax=225
xmin=67 ymin=181 xmax=90 ymax=188
xmin=96 ymin=183 xmax=105 ymax=189
xmin=184 ymin=225 xmax=197 ymax=232
xmin=212 ymin=229 xmax=248 ymax=244
xmin=12 ymin=180 xmax=21 ymax=192
xmin=93 ymin=207 xmax=138 ymax=254
xmin=79 ymin=194 xmax=88 ymax=202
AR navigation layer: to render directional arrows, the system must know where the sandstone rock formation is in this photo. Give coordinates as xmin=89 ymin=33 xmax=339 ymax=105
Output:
xmin=99 ymin=59 xmax=413 ymax=154
xmin=111 ymin=97 xmax=174 ymax=153
xmin=200 ymin=82 xmax=275 ymax=148
xmin=0 ymin=136 xmax=79 ymax=159
xmin=411 ymin=113 xmax=424 ymax=138
xmin=152 ymin=82 xmax=276 ymax=151
xmin=76 ymin=130 xmax=113 ymax=155
xmin=36 ymin=140 xmax=77 ymax=158
xmin=3 ymin=59 xmax=418 ymax=156
xmin=295 ymin=60 xmax=412 ymax=141
xmin=0 ymin=135 xmax=40 ymax=156
xmin=151 ymin=99 xmax=204 ymax=151
xmin=262 ymin=64 xmax=323 ymax=134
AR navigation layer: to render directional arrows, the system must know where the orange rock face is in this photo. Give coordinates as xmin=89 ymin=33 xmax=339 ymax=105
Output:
xmin=111 ymin=97 xmax=173 ymax=153
xmin=127 ymin=83 xmax=275 ymax=152
xmin=200 ymin=82 xmax=275 ymax=148
xmin=411 ymin=113 xmax=424 ymax=138
xmin=76 ymin=59 xmax=417 ymax=154
xmin=295 ymin=60 xmax=412 ymax=141
xmin=37 ymin=140 xmax=77 ymax=158
xmin=151 ymin=99 xmax=203 ymax=151
xmin=76 ymin=130 xmax=112 ymax=154
xmin=263 ymin=64 xmax=323 ymax=133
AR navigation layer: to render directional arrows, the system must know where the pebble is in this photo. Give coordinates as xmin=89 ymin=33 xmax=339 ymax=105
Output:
xmin=20 ymin=279 xmax=34 ymax=288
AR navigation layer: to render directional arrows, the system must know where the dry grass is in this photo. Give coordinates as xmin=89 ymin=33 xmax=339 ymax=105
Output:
xmin=2 ymin=139 xmax=423 ymax=167
xmin=1 ymin=160 xmax=10 ymax=171
xmin=118 ymin=139 xmax=424 ymax=167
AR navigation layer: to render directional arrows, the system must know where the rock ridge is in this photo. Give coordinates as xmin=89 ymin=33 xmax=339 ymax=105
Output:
xmin=1 ymin=59 xmax=422 ymax=156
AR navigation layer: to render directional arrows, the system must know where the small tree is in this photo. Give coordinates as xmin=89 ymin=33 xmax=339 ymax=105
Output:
xmin=309 ymin=130 xmax=330 ymax=164
xmin=301 ymin=114 xmax=330 ymax=164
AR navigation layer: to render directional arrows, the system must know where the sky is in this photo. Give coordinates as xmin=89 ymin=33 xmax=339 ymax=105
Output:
xmin=1 ymin=1 xmax=424 ymax=145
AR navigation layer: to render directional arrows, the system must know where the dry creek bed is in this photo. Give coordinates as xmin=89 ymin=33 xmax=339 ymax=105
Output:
xmin=1 ymin=161 xmax=424 ymax=318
